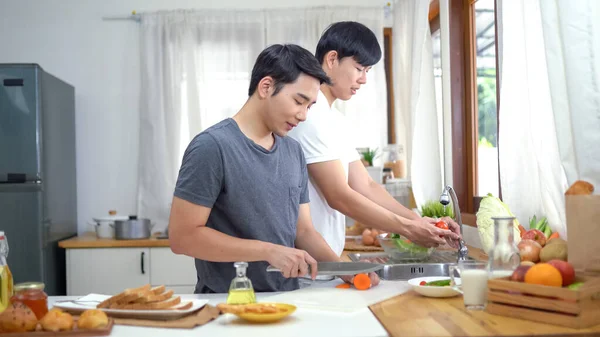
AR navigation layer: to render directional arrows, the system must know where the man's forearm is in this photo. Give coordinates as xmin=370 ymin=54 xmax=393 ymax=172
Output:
xmin=295 ymin=228 xmax=341 ymax=262
xmin=171 ymin=226 xmax=272 ymax=262
xmin=361 ymin=181 xmax=420 ymax=220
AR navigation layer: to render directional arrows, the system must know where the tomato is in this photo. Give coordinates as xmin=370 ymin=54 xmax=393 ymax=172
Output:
xmin=419 ymin=281 xmax=427 ymax=286
xmin=435 ymin=221 xmax=449 ymax=230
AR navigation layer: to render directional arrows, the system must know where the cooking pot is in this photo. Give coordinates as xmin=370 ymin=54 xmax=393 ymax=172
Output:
xmin=90 ymin=215 xmax=129 ymax=239
xmin=114 ymin=216 xmax=154 ymax=240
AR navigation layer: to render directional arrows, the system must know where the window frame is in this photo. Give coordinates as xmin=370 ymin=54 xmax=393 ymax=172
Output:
xmin=448 ymin=0 xmax=501 ymax=226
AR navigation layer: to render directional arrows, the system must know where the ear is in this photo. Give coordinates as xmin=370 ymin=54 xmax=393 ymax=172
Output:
xmin=256 ymin=76 xmax=274 ymax=99
xmin=325 ymin=50 xmax=338 ymax=70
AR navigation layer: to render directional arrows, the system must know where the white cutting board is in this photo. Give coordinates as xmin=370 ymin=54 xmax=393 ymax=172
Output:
xmin=263 ymin=279 xmax=412 ymax=313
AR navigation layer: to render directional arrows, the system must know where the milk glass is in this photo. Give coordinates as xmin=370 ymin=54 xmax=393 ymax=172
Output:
xmin=449 ymin=261 xmax=488 ymax=310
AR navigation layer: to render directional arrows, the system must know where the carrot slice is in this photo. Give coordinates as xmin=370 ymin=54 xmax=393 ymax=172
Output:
xmin=336 ymin=283 xmax=351 ymax=289
xmin=353 ymin=273 xmax=371 ymax=291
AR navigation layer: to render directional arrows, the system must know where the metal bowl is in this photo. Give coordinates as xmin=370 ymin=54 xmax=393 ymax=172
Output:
xmin=378 ymin=234 xmax=435 ymax=261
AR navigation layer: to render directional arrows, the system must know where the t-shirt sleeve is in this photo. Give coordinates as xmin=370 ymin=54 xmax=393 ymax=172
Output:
xmin=291 ymin=113 xmax=339 ymax=165
xmin=173 ymin=133 xmax=223 ymax=208
xmin=299 ymin=149 xmax=310 ymax=204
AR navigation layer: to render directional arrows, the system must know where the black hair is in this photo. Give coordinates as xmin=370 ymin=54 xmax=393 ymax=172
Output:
xmin=248 ymin=44 xmax=331 ymax=96
xmin=315 ymin=21 xmax=382 ymax=67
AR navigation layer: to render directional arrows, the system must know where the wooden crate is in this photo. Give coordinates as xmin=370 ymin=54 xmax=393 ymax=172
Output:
xmin=486 ymin=275 xmax=600 ymax=329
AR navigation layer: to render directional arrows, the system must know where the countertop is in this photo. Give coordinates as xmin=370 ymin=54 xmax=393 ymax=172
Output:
xmin=58 ymin=233 xmax=170 ymax=248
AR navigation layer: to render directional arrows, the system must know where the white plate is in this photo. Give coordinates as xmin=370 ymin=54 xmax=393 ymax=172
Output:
xmin=53 ymin=294 xmax=209 ymax=320
xmin=407 ymin=276 xmax=462 ymax=298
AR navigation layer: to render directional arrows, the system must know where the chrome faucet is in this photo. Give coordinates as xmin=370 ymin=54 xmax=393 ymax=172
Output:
xmin=440 ymin=185 xmax=469 ymax=261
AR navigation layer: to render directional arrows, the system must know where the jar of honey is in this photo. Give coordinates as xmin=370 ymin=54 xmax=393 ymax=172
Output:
xmin=10 ymin=282 xmax=48 ymax=319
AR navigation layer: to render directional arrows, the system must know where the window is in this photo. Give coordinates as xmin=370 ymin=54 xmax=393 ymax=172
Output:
xmin=448 ymin=0 xmax=499 ymax=224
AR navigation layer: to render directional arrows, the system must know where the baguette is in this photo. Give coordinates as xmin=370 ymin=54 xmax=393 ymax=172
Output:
xmin=150 ymin=285 xmax=166 ymax=295
xmin=96 ymin=284 xmax=151 ymax=309
xmin=116 ymin=296 xmax=182 ymax=310
xmin=131 ymin=290 xmax=174 ymax=304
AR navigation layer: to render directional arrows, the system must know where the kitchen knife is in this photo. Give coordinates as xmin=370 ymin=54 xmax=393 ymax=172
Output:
xmin=266 ymin=261 xmax=383 ymax=276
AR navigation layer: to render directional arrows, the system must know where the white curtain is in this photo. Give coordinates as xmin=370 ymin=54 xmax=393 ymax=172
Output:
xmin=497 ymin=0 xmax=600 ymax=239
xmin=265 ymin=7 xmax=387 ymax=155
xmin=392 ymin=0 xmax=442 ymax=208
xmin=138 ymin=8 xmax=387 ymax=231
xmin=138 ymin=10 xmax=266 ymax=231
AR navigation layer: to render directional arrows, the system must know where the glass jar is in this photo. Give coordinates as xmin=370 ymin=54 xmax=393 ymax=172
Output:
xmin=226 ymin=262 xmax=256 ymax=305
xmin=383 ymin=144 xmax=405 ymax=179
xmin=488 ymin=217 xmax=520 ymax=279
xmin=10 ymin=282 xmax=48 ymax=319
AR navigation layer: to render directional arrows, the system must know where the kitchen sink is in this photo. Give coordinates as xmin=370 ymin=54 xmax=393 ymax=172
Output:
xmin=348 ymin=251 xmax=476 ymax=280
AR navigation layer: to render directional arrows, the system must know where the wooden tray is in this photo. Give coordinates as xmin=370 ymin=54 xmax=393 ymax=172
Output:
xmin=2 ymin=317 xmax=114 ymax=336
xmin=486 ymin=274 xmax=600 ymax=329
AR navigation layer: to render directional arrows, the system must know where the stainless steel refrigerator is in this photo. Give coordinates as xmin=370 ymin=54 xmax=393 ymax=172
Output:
xmin=0 ymin=64 xmax=77 ymax=295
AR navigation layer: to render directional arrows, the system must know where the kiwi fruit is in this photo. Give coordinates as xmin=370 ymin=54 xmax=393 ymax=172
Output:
xmin=540 ymin=242 xmax=568 ymax=262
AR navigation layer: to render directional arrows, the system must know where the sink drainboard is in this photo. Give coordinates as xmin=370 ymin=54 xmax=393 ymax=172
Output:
xmin=347 ymin=251 xmax=475 ymax=280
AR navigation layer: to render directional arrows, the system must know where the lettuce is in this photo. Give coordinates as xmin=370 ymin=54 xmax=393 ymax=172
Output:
xmin=476 ymin=193 xmax=522 ymax=253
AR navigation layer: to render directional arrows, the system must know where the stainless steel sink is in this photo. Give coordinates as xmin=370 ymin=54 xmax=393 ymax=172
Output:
xmin=348 ymin=251 xmax=476 ymax=280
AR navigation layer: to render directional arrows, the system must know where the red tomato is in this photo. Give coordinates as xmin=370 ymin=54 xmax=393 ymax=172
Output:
xmin=435 ymin=221 xmax=449 ymax=230
xmin=419 ymin=281 xmax=427 ymax=286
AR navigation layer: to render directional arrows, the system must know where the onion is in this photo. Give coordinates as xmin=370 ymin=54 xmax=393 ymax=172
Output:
xmin=518 ymin=239 xmax=542 ymax=262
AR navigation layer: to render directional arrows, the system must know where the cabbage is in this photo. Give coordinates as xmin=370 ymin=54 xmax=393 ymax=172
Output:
xmin=476 ymin=193 xmax=522 ymax=253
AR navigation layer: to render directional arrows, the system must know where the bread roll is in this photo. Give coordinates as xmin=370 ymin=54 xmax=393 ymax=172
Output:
xmin=565 ymin=180 xmax=594 ymax=195
xmin=77 ymin=309 xmax=109 ymax=329
xmin=40 ymin=308 xmax=74 ymax=332
xmin=0 ymin=302 xmax=38 ymax=332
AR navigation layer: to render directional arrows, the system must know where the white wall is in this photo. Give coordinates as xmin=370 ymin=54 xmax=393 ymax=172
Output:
xmin=0 ymin=0 xmax=392 ymax=234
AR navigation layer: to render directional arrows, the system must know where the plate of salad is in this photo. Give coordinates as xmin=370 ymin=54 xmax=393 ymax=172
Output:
xmin=408 ymin=276 xmax=462 ymax=298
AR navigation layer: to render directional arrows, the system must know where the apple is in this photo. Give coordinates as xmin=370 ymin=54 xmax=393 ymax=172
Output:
xmin=510 ymin=265 xmax=532 ymax=282
xmin=547 ymin=260 xmax=576 ymax=286
xmin=522 ymin=229 xmax=547 ymax=247
xmin=518 ymin=239 xmax=542 ymax=263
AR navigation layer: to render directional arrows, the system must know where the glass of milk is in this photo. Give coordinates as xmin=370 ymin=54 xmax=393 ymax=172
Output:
xmin=449 ymin=261 xmax=489 ymax=310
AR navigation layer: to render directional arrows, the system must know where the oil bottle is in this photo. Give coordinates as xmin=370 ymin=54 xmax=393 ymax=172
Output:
xmin=0 ymin=232 xmax=14 ymax=312
xmin=226 ymin=262 xmax=256 ymax=305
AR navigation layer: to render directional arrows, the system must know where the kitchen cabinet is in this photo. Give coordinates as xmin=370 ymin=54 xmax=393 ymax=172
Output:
xmin=67 ymin=248 xmax=150 ymax=296
xmin=65 ymin=246 xmax=196 ymax=296
xmin=149 ymin=247 xmax=196 ymax=291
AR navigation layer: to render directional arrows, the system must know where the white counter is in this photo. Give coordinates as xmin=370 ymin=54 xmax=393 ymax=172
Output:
xmin=48 ymin=279 xmax=412 ymax=337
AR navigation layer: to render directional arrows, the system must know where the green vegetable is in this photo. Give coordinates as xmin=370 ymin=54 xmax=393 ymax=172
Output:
xmin=476 ymin=193 xmax=522 ymax=253
xmin=420 ymin=200 xmax=455 ymax=219
xmin=568 ymin=282 xmax=584 ymax=290
xmin=425 ymin=279 xmax=451 ymax=287
xmin=393 ymin=238 xmax=429 ymax=253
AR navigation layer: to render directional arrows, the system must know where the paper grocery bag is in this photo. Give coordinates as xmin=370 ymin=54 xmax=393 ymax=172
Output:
xmin=566 ymin=195 xmax=600 ymax=275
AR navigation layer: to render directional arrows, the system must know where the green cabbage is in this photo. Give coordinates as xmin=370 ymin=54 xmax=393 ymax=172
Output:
xmin=476 ymin=193 xmax=522 ymax=253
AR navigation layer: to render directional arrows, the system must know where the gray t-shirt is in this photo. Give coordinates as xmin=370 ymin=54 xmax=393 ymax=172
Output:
xmin=174 ymin=118 xmax=309 ymax=293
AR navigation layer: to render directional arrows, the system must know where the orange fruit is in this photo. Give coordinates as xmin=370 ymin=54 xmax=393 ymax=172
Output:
xmin=524 ymin=263 xmax=563 ymax=287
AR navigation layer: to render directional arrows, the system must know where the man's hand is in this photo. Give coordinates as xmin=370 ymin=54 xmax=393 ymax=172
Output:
xmin=404 ymin=218 xmax=460 ymax=248
xmin=340 ymin=272 xmax=381 ymax=288
xmin=423 ymin=216 xmax=462 ymax=249
xmin=267 ymin=245 xmax=318 ymax=279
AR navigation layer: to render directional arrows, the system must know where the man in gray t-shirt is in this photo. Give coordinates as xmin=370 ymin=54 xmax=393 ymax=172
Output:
xmin=169 ymin=44 xmax=375 ymax=293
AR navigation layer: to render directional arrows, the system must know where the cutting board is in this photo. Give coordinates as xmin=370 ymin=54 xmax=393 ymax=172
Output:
xmin=263 ymin=279 xmax=411 ymax=313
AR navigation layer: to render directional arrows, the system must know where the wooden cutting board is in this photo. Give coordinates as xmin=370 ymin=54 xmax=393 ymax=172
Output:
xmin=344 ymin=241 xmax=384 ymax=252
xmin=369 ymin=291 xmax=600 ymax=336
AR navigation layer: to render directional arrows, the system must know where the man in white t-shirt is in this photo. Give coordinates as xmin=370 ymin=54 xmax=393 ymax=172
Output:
xmin=288 ymin=22 xmax=461 ymax=256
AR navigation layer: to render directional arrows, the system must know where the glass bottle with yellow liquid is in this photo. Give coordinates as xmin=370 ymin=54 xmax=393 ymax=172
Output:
xmin=0 ymin=232 xmax=14 ymax=313
xmin=226 ymin=262 xmax=256 ymax=305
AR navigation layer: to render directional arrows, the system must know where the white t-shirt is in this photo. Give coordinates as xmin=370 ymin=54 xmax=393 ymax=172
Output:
xmin=288 ymin=90 xmax=360 ymax=256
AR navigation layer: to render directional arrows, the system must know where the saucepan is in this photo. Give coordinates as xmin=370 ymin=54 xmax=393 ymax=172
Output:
xmin=114 ymin=215 xmax=155 ymax=240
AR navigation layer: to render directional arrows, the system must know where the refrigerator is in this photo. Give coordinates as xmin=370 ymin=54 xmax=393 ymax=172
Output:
xmin=0 ymin=64 xmax=77 ymax=296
